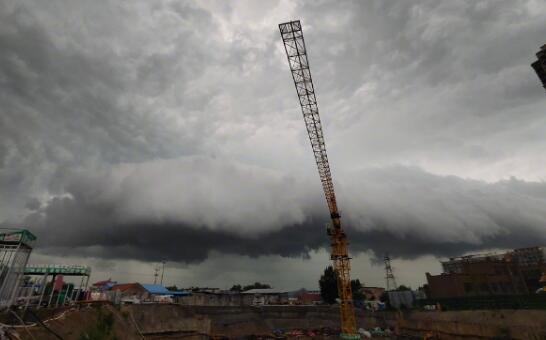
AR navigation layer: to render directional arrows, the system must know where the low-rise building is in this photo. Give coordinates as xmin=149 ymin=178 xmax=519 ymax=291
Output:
xmin=361 ymin=286 xmax=385 ymax=301
xmin=111 ymin=283 xmax=148 ymax=302
xmin=387 ymin=290 xmax=415 ymax=309
xmin=292 ymin=290 xmax=321 ymax=305
xmin=111 ymin=283 xmax=145 ymax=296
xmin=92 ymin=279 xmax=117 ymax=292
xmin=142 ymin=284 xmax=189 ymax=302
xmin=243 ymin=288 xmax=289 ymax=305
xmin=176 ymin=290 xmax=253 ymax=306
xmin=177 ymin=289 xmax=289 ymax=306
xmin=426 ymin=246 xmax=546 ymax=299
xmin=110 ymin=283 xmax=188 ymax=303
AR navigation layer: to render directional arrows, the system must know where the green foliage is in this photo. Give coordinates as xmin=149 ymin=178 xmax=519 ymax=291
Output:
xmin=230 ymin=282 xmax=271 ymax=292
xmin=79 ymin=308 xmax=117 ymax=340
xmin=351 ymin=279 xmax=364 ymax=301
xmin=319 ymin=266 xmax=338 ymax=304
xmin=230 ymin=284 xmax=242 ymax=292
xmin=397 ymin=285 xmax=411 ymax=291
xmin=243 ymin=282 xmax=271 ymax=291
xmin=319 ymin=266 xmax=365 ymax=304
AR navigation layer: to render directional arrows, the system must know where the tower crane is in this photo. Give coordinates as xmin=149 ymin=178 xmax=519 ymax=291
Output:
xmin=279 ymin=20 xmax=359 ymax=339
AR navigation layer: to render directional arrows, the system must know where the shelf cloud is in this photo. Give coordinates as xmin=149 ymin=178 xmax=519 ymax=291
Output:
xmin=1 ymin=0 xmax=546 ymax=283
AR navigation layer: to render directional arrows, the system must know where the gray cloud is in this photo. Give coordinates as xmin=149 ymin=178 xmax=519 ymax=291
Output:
xmin=1 ymin=0 xmax=546 ymax=273
xmin=0 ymin=0 xmax=218 ymax=220
xmin=19 ymin=159 xmax=546 ymax=262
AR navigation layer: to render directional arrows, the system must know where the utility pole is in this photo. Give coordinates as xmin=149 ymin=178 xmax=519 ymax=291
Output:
xmin=153 ymin=265 xmax=160 ymax=285
xmin=160 ymin=260 xmax=166 ymax=285
xmin=384 ymin=253 xmax=397 ymax=291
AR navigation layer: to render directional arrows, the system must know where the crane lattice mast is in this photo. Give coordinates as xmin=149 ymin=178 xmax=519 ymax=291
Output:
xmin=279 ymin=20 xmax=359 ymax=339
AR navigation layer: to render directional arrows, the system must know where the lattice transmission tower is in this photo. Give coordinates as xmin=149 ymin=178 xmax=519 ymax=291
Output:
xmin=384 ymin=253 xmax=397 ymax=291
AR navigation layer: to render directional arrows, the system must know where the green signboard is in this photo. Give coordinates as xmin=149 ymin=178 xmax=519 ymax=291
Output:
xmin=0 ymin=229 xmax=37 ymax=245
xmin=24 ymin=265 xmax=91 ymax=276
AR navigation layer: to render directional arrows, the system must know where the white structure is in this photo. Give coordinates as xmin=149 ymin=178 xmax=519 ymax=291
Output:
xmin=0 ymin=229 xmax=36 ymax=308
xmin=242 ymin=288 xmax=289 ymax=305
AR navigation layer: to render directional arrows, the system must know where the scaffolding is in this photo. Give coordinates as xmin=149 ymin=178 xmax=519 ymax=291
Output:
xmin=0 ymin=228 xmax=36 ymax=309
xmin=22 ymin=264 xmax=91 ymax=309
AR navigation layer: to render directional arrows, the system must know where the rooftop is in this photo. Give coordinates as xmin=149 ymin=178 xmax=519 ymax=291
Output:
xmin=141 ymin=284 xmax=190 ymax=296
xmin=141 ymin=284 xmax=171 ymax=295
xmin=111 ymin=283 xmax=141 ymax=292
xmin=0 ymin=228 xmax=37 ymax=247
xmin=25 ymin=264 xmax=92 ymax=276
xmin=243 ymin=288 xmax=287 ymax=294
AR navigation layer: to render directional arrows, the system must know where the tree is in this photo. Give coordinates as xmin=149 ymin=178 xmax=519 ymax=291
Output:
xmin=319 ymin=266 xmax=338 ymax=304
xmin=351 ymin=279 xmax=364 ymax=301
xmin=319 ymin=266 xmax=366 ymax=304
xmin=229 ymin=282 xmax=271 ymax=292
xmin=230 ymin=284 xmax=242 ymax=292
xmin=242 ymin=282 xmax=271 ymax=291
xmin=397 ymin=285 xmax=411 ymax=291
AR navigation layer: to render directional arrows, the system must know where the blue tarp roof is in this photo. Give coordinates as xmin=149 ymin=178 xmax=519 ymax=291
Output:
xmin=141 ymin=284 xmax=171 ymax=294
xmin=141 ymin=284 xmax=190 ymax=296
xmin=170 ymin=290 xmax=191 ymax=296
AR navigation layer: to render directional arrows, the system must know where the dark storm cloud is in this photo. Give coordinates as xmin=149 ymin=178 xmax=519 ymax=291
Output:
xmin=1 ymin=0 xmax=546 ymax=267
xmin=20 ymin=159 xmax=546 ymax=262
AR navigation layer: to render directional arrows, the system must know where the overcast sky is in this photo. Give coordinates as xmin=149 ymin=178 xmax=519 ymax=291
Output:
xmin=1 ymin=0 xmax=546 ymax=290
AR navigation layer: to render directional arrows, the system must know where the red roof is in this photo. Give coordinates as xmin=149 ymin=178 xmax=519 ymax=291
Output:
xmin=111 ymin=283 xmax=142 ymax=292
xmin=93 ymin=278 xmax=114 ymax=286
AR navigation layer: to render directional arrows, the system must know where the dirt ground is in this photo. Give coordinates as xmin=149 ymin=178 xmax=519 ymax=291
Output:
xmin=5 ymin=304 xmax=546 ymax=339
xmin=8 ymin=304 xmax=141 ymax=340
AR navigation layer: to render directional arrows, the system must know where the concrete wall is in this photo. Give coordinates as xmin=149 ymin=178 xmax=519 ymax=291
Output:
xmin=125 ymin=304 xmax=211 ymax=336
xmin=395 ymin=310 xmax=546 ymax=339
xmin=123 ymin=305 xmax=546 ymax=339
xmin=123 ymin=305 xmax=351 ymax=337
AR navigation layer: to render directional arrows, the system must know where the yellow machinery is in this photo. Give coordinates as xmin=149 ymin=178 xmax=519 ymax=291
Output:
xmin=279 ymin=20 xmax=359 ymax=339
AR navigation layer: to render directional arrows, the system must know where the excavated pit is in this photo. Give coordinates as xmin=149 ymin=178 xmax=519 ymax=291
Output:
xmin=11 ymin=304 xmax=546 ymax=339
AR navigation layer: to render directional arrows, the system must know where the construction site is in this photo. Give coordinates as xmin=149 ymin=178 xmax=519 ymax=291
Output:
xmin=1 ymin=220 xmax=545 ymax=339
xmin=1 ymin=224 xmax=546 ymax=339
xmin=2 ymin=2 xmax=546 ymax=339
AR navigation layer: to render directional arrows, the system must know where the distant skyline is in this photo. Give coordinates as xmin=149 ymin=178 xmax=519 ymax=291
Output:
xmin=1 ymin=0 xmax=546 ymax=289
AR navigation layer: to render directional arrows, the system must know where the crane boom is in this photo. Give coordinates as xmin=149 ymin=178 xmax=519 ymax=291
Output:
xmin=279 ymin=20 xmax=359 ymax=339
